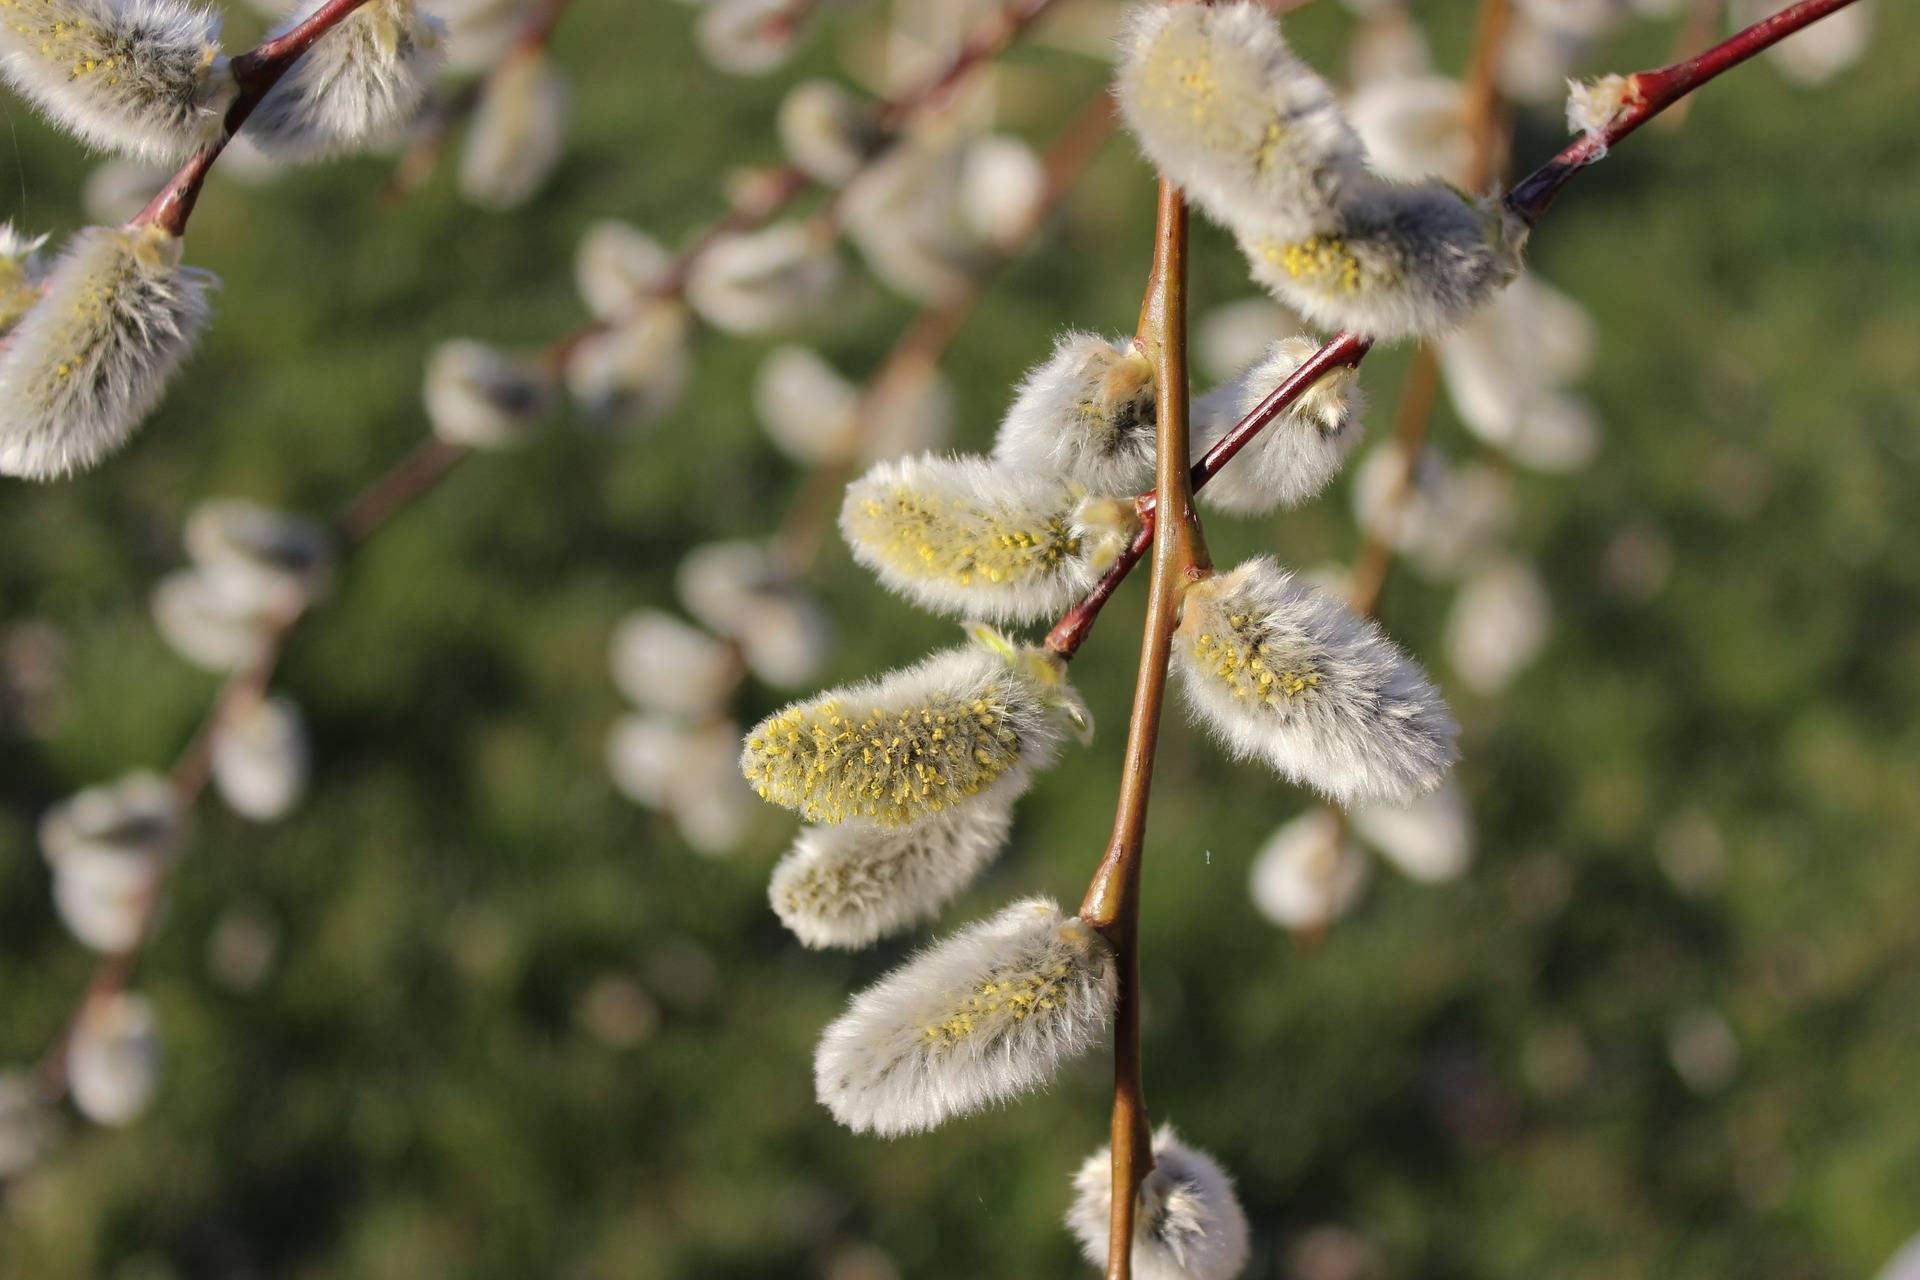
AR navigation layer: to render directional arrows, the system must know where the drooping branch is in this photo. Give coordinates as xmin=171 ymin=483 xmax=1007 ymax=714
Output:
xmin=1049 ymin=0 xmax=1865 ymax=660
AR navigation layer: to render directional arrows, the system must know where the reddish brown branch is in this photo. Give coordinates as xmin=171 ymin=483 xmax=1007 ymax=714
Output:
xmin=1505 ymin=0 xmax=1866 ymax=223
xmin=134 ymin=0 xmax=382 ymax=235
xmin=1078 ymin=179 xmax=1200 ymax=1280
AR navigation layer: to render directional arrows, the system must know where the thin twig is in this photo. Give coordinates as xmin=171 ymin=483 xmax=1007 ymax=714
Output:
xmin=133 ymin=0 xmax=383 ymax=235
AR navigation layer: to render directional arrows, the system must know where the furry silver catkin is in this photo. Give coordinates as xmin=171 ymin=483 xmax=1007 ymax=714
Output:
xmin=740 ymin=630 xmax=1088 ymax=829
xmin=0 ymin=0 xmax=233 ymax=163
xmin=246 ymin=0 xmax=444 ymax=159
xmin=0 ymin=224 xmax=50 ymax=335
xmin=814 ymin=897 xmax=1117 ymax=1136
xmin=769 ymin=802 xmax=1016 ymax=950
xmin=0 ymin=225 xmax=213 ymax=480
xmin=1174 ymin=558 xmax=1457 ymax=807
xmin=1236 ymin=180 xmax=1526 ymax=341
xmin=1193 ymin=335 xmax=1365 ymax=515
xmin=1067 ymin=1126 xmax=1253 ymax=1280
xmin=993 ymin=331 xmax=1158 ymax=497
xmin=840 ymin=453 xmax=1140 ymax=624
xmin=1115 ymin=1 xmax=1363 ymax=239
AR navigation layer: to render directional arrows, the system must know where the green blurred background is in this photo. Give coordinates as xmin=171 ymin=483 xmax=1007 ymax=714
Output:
xmin=2 ymin=1 xmax=1917 ymax=1276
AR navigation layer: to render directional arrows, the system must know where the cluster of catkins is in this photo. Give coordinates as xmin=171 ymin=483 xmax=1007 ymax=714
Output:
xmin=0 ymin=0 xmax=451 ymax=480
xmin=605 ymin=541 xmax=830 ymax=856
xmin=720 ymin=4 xmax=1554 ymax=1272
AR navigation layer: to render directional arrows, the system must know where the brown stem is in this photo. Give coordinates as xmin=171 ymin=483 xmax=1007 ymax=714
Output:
xmin=134 ymin=0 xmax=382 ymax=235
xmin=1079 ymin=179 xmax=1200 ymax=1280
xmin=334 ymin=437 xmax=468 ymax=546
xmin=1505 ymin=0 xmax=1866 ymax=224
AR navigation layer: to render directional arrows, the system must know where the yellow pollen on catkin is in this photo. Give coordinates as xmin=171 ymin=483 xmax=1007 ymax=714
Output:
xmin=1270 ymin=235 xmax=1367 ymax=294
xmin=742 ymin=683 xmax=1027 ymax=828
xmin=1185 ymin=595 xmax=1320 ymax=710
xmin=851 ymin=485 xmax=1082 ymax=592
xmin=919 ymin=959 xmax=1080 ymax=1049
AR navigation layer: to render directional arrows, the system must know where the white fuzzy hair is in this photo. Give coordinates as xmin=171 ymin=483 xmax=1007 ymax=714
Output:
xmin=992 ymin=331 xmax=1159 ymax=497
xmin=840 ymin=453 xmax=1139 ymax=624
xmin=246 ymin=0 xmax=444 ymax=160
xmin=684 ymin=221 xmax=838 ymax=336
xmin=1116 ymin=2 xmax=1365 ymax=240
xmin=423 ymin=337 xmax=553 ymax=448
xmin=458 ymin=49 xmax=567 ymax=210
xmin=1194 ymin=335 xmax=1365 ymax=516
xmin=1238 ymin=180 xmax=1526 ymax=342
xmin=1175 ymin=558 xmax=1457 ymax=807
xmin=209 ymin=693 xmax=309 ymax=822
xmin=1066 ymin=1125 xmax=1253 ymax=1280
xmin=0 ymin=225 xmax=212 ymax=481
xmin=814 ymin=896 xmax=1116 ymax=1136
xmin=565 ymin=302 xmax=689 ymax=430
xmin=0 ymin=0 xmax=232 ymax=163
xmin=574 ymin=219 xmax=668 ymax=322
xmin=740 ymin=633 xmax=1086 ymax=829
xmin=769 ymin=801 xmax=1015 ymax=950
xmin=777 ymin=78 xmax=879 ymax=187
xmin=183 ymin=496 xmax=333 ymax=612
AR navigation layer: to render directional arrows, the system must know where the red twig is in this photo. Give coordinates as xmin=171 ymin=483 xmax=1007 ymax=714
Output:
xmin=1505 ymin=0 xmax=1865 ymax=224
xmin=134 ymin=0 xmax=382 ymax=235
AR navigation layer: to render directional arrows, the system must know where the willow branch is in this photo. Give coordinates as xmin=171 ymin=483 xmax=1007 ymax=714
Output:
xmin=1075 ymin=178 xmax=1201 ymax=1280
xmin=1050 ymin=0 xmax=1862 ymax=658
xmin=1504 ymin=0 xmax=1866 ymax=224
xmin=133 ymin=0 xmax=381 ymax=235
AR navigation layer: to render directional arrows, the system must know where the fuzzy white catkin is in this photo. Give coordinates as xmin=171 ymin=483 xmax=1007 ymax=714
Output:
xmin=0 ymin=1073 xmax=51 ymax=1179
xmin=566 ymin=302 xmax=690 ymax=430
xmin=993 ymin=332 xmax=1157 ymax=497
xmin=39 ymin=770 xmax=183 ymax=867
xmin=608 ymin=609 xmax=739 ymax=720
xmin=0 ymin=224 xmax=49 ymax=336
xmin=183 ymin=498 xmax=333 ymax=613
xmin=1115 ymin=2 xmax=1364 ymax=238
xmin=814 ymin=897 xmax=1117 ymax=1136
xmin=0 ymin=0 xmax=234 ymax=163
xmin=151 ymin=567 xmax=273 ymax=670
xmin=686 ymin=222 xmax=838 ymax=335
xmin=1348 ymin=74 xmax=1470 ymax=185
xmin=209 ymin=693 xmax=309 ymax=822
xmin=1436 ymin=271 xmax=1595 ymax=466
xmin=1194 ymin=336 xmax=1365 ymax=516
xmin=1236 ymin=180 xmax=1527 ymax=342
xmin=432 ymin=0 xmax=523 ymax=73
xmin=0 ymin=225 xmax=213 ymax=481
xmin=741 ymin=630 xmax=1086 ymax=829
xmin=606 ymin=714 xmax=759 ymax=856
xmin=755 ymin=344 xmax=951 ymax=468
xmin=1350 ymin=778 xmax=1473 ymax=883
xmin=1067 ymin=1126 xmax=1253 ymax=1280
xmin=841 ymin=453 xmax=1140 ymax=624
xmin=959 ymin=134 xmax=1044 ymax=248
xmin=423 ymin=338 xmax=554 ymax=448
xmin=459 ymin=50 xmax=567 ymax=209
xmin=1248 ymin=809 xmax=1370 ymax=928
xmin=245 ymin=0 xmax=444 ymax=159
xmin=1444 ymin=556 xmax=1550 ymax=695
xmin=1350 ymin=445 xmax=1516 ymax=579
xmin=573 ymin=220 xmax=669 ymax=322
xmin=675 ymin=539 xmax=795 ymax=638
xmin=40 ymin=770 xmax=182 ymax=952
xmin=840 ymin=136 xmax=979 ymax=303
xmin=777 ymin=79 xmax=879 ymax=186
xmin=1175 ymin=558 xmax=1458 ymax=807
xmin=696 ymin=0 xmax=795 ymax=76
xmin=68 ymin=991 xmax=162 ymax=1127
xmin=1747 ymin=0 xmax=1873 ymax=86
xmin=735 ymin=592 xmax=833 ymax=689
xmin=770 ymin=801 xmax=1015 ymax=950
